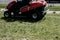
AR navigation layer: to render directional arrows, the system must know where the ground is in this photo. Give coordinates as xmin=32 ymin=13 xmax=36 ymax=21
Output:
xmin=47 ymin=6 xmax=60 ymax=11
xmin=0 ymin=11 xmax=60 ymax=40
xmin=0 ymin=4 xmax=7 ymax=8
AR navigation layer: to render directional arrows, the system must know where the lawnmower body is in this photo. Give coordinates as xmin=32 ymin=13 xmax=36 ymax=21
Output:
xmin=21 ymin=1 xmax=47 ymax=12
xmin=4 ymin=0 xmax=47 ymax=20
xmin=6 ymin=0 xmax=47 ymax=12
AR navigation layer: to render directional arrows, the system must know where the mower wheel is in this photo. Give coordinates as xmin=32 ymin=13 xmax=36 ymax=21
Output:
xmin=31 ymin=13 xmax=38 ymax=20
xmin=4 ymin=11 xmax=11 ymax=18
xmin=31 ymin=11 xmax=46 ymax=21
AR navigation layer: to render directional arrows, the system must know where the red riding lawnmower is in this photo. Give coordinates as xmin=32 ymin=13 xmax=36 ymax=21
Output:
xmin=4 ymin=0 xmax=47 ymax=20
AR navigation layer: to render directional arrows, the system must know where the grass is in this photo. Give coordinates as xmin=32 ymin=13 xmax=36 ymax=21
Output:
xmin=0 ymin=4 xmax=7 ymax=8
xmin=47 ymin=6 xmax=60 ymax=11
xmin=0 ymin=11 xmax=60 ymax=40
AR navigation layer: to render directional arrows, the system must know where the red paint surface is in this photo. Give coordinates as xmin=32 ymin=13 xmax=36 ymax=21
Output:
xmin=6 ymin=1 xmax=16 ymax=9
xmin=7 ymin=1 xmax=47 ymax=12
xmin=20 ymin=1 xmax=47 ymax=12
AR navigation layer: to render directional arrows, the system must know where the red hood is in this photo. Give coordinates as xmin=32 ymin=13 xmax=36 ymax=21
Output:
xmin=30 ymin=1 xmax=47 ymax=5
xmin=20 ymin=1 xmax=47 ymax=12
xmin=29 ymin=1 xmax=47 ymax=10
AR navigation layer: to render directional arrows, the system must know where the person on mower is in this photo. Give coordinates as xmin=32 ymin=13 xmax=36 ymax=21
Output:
xmin=15 ymin=0 xmax=30 ymax=12
xmin=17 ymin=0 xmax=30 ymax=6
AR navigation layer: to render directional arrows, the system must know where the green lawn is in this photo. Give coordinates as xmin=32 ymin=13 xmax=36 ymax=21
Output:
xmin=0 ymin=12 xmax=60 ymax=40
xmin=47 ymin=6 xmax=60 ymax=11
xmin=0 ymin=4 xmax=7 ymax=8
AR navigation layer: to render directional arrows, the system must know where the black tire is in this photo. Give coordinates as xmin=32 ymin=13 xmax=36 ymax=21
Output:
xmin=31 ymin=11 xmax=46 ymax=21
xmin=4 ymin=11 xmax=11 ymax=18
xmin=31 ymin=13 xmax=39 ymax=20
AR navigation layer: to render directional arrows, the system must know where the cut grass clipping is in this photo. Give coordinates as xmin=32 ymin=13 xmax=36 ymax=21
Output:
xmin=0 ymin=12 xmax=60 ymax=40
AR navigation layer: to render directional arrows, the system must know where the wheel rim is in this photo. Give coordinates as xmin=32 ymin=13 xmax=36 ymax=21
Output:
xmin=32 ymin=13 xmax=37 ymax=19
xmin=5 ymin=13 xmax=9 ymax=17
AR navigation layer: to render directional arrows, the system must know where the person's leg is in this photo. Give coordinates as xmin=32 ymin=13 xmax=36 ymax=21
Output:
xmin=15 ymin=1 xmax=23 ymax=12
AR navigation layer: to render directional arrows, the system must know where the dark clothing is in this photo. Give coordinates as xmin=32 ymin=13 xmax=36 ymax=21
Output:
xmin=22 ymin=0 xmax=30 ymax=5
xmin=17 ymin=0 xmax=30 ymax=5
xmin=15 ymin=0 xmax=31 ymax=12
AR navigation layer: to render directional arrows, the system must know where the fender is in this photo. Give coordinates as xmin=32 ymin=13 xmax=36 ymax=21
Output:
xmin=29 ymin=1 xmax=47 ymax=10
xmin=6 ymin=1 xmax=16 ymax=9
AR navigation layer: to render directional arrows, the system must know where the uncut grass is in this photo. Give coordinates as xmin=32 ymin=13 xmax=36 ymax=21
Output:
xmin=0 ymin=12 xmax=60 ymax=40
